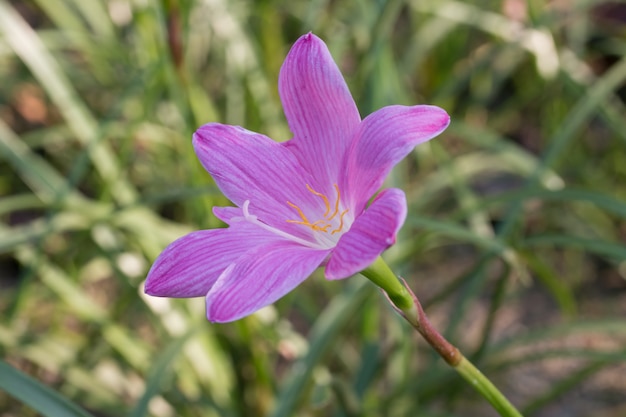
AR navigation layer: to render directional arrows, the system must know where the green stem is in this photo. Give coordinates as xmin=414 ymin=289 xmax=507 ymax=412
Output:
xmin=361 ymin=257 xmax=524 ymax=417
xmin=360 ymin=257 xmax=414 ymax=311
xmin=455 ymin=357 xmax=523 ymax=417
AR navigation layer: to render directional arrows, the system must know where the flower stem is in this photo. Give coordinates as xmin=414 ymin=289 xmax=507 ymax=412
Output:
xmin=361 ymin=257 xmax=523 ymax=417
xmin=360 ymin=256 xmax=414 ymax=311
xmin=455 ymin=356 xmax=524 ymax=417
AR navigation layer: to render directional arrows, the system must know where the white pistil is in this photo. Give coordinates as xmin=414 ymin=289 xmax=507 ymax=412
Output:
xmin=242 ymin=201 xmax=326 ymax=250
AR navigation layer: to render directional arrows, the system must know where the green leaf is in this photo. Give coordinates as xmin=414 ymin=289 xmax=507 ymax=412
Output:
xmin=0 ymin=360 xmax=96 ymax=417
xmin=128 ymin=327 xmax=198 ymax=417
xmin=270 ymin=279 xmax=373 ymax=417
xmin=406 ymin=216 xmax=508 ymax=254
xmin=522 ymin=234 xmax=626 ymax=261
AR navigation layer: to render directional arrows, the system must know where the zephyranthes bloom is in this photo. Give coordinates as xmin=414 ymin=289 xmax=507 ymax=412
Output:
xmin=145 ymin=33 xmax=449 ymax=322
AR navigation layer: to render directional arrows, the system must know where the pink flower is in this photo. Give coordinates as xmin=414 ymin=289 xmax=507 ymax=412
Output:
xmin=145 ymin=33 xmax=449 ymax=322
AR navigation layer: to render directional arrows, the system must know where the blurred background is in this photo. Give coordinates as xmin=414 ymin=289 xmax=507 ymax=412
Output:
xmin=1 ymin=0 xmax=625 ymax=416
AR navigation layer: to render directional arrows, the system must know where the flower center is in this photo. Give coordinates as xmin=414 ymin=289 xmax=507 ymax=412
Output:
xmin=286 ymin=184 xmax=350 ymax=237
xmin=240 ymin=184 xmax=352 ymax=250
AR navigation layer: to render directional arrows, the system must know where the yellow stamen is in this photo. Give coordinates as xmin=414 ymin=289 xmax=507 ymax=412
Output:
xmin=287 ymin=201 xmax=311 ymax=224
xmin=306 ymin=184 xmax=331 ymax=216
xmin=286 ymin=184 xmax=349 ymax=235
xmin=311 ymin=220 xmax=332 ymax=232
xmin=331 ymin=209 xmax=350 ymax=234
xmin=326 ymin=184 xmax=341 ymax=221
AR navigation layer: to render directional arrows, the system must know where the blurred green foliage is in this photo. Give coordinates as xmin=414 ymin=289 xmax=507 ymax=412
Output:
xmin=1 ymin=0 xmax=625 ymax=416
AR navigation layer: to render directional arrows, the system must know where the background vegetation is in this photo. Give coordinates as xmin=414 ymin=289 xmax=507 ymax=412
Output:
xmin=1 ymin=0 xmax=625 ymax=416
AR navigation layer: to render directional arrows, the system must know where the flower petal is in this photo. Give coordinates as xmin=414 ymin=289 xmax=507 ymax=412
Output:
xmin=325 ymin=188 xmax=407 ymax=280
xmin=279 ymin=33 xmax=361 ymax=194
xmin=342 ymin=105 xmax=449 ymax=212
xmin=145 ymin=222 xmax=277 ymax=298
xmin=206 ymin=241 xmax=330 ymax=322
xmin=212 ymin=206 xmax=243 ymax=225
xmin=194 ymin=124 xmax=326 ymax=241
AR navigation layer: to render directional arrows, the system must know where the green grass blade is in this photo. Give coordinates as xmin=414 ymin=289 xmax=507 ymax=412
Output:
xmin=0 ymin=360 xmax=96 ymax=417
xmin=522 ymin=234 xmax=626 ymax=261
xmin=522 ymin=361 xmax=610 ymax=415
xmin=0 ymin=0 xmax=137 ymax=205
xmin=128 ymin=327 xmax=198 ymax=417
xmin=406 ymin=216 xmax=507 ymax=254
xmin=0 ymin=119 xmax=76 ymax=204
xmin=270 ymin=279 xmax=373 ymax=417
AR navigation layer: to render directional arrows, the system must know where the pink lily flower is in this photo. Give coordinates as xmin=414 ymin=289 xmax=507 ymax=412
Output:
xmin=145 ymin=33 xmax=449 ymax=322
